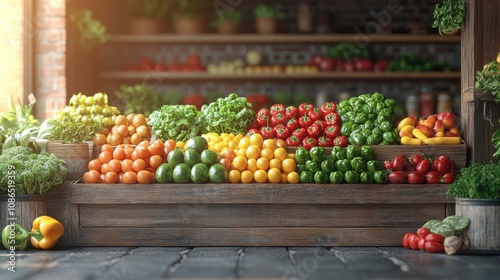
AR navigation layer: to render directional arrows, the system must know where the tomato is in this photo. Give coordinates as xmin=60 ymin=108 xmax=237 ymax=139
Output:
xmin=232 ymin=156 xmax=247 ymax=172
xmin=383 ymin=160 xmax=393 ymax=170
xmin=104 ymin=172 xmax=118 ymax=184
xmin=149 ymin=155 xmax=164 ymax=170
xmin=148 ymin=144 xmax=164 ymax=157
xmin=256 ymin=157 xmax=269 ymax=170
xmin=425 ymin=171 xmax=442 ymax=184
xmin=137 ymin=170 xmax=153 ymax=184
xmin=416 ymin=158 xmax=431 ymax=174
xmin=402 ymin=233 xmax=413 ymax=248
xmin=408 ymin=234 xmax=420 ymax=250
xmin=388 ymin=171 xmax=407 ymax=184
xmin=281 ymin=158 xmax=296 ymax=173
xmin=424 ymin=241 xmax=444 ymax=253
xmin=219 ymin=158 xmax=231 ymax=172
xmin=416 ymin=227 xmax=431 ymax=238
xmin=442 ymin=173 xmax=455 ymax=184
xmin=136 ymin=145 xmax=151 ymax=160
xmin=391 ymin=155 xmax=409 ymax=171
xmin=101 ymin=144 xmax=114 ymax=154
xmin=424 ymin=233 xmax=445 ymax=244
xmin=246 ymin=145 xmax=261 ymax=160
xmin=132 ymin=159 xmax=148 ymax=173
xmin=436 ymin=156 xmax=452 ymax=175
xmin=240 ymin=170 xmax=253 ymax=183
xmin=121 ymin=159 xmax=134 ymax=173
xmin=88 ymin=159 xmax=102 ymax=172
xmin=107 ymin=159 xmax=122 ymax=174
xmin=407 ymin=171 xmax=425 ymax=184
xmin=287 ymin=172 xmax=300 ymax=184
xmin=122 ymin=171 xmax=138 ymax=184
xmin=418 ymin=237 xmax=426 ymax=250
xmin=98 ymin=151 xmax=113 ymax=164
xmin=85 ymin=170 xmax=101 ymax=184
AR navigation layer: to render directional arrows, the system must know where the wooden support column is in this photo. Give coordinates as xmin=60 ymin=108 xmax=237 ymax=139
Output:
xmin=461 ymin=0 xmax=500 ymax=163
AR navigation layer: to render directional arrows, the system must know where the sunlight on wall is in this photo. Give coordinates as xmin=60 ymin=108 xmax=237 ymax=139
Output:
xmin=0 ymin=0 xmax=24 ymax=112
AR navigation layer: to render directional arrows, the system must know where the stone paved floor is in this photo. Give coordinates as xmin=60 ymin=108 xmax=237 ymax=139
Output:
xmin=1 ymin=247 xmax=499 ymax=280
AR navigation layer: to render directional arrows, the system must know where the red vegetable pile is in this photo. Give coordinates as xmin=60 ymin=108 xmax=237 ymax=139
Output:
xmin=248 ymin=102 xmax=346 ymax=149
xmin=384 ymin=154 xmax=457 ymax=184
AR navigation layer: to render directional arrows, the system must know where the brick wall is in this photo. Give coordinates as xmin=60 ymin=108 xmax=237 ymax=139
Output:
xmin=35 ymin=0 xmax=66 ymax=120
xmin=0 ymin=0 xmax=24 ymax=112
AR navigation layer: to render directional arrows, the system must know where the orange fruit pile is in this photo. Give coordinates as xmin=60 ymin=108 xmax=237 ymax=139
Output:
xmin=93 ymin=113 xmax=151 ymax=146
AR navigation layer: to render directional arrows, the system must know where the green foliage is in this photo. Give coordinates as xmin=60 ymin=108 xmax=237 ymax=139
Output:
xmin=211 ymin=9 xmax=244 ymax=27
xmin=70 ymin=9 xmax=109 ymax=50
xmin=0 ymin=96 xmax=39 ymax=154
xmin=171 ymin=0 xmax=210 ymax=19
xmin=326 ymin=43 xmax=369 ymax=60
xmin=115 ymin=84 xmax=160 ymax=117
xmin=254 ymin=4 xmax=285 ymax=19
xmin=475 ymin=59 xmax=500 ymax=102
xmin=432 ymin=0 xmax=466 ymax=35
xmin=0 ymin=146 xmax=67 ymax=195
xmin=148 ymin=105 xmax=202 ymax=142
xmin=126 ymin=0 xmax=172 ymax=19
xmin=493 ymin=129 xmax=500 ymax=159
xmin=41 ymin=115 xmax=101 ymax=144
xmin=447 ymin=162 xmax=500 ymax=199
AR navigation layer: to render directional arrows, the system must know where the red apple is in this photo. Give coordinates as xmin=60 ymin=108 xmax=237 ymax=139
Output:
xmin=319 ymin=58 xmax=335 ymax=71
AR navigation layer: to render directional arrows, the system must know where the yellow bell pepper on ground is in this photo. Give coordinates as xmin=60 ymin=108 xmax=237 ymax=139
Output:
xmin=30 ymin=216 xmax=64 ymax=249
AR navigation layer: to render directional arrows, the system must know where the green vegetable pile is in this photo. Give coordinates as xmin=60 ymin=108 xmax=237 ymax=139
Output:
xmin=326 ymin=42 xmax=369 ymax=60
xmin=475 ymin=58 xmax=500 ymax=102
xmin=0 ymin=97 xmax=39 ymax=154
xmin=115 ymin=84 xmax=160 ymax=117
xmin=148 ymin=93 xmax=256 ymax=142
xmin=148 ymin=105 xmax=202 ymax=143
xmin=422 ymin=216 xmax=470 ymax=237
xmin=387 ymin=53 xmax=451 ymax=72
xmin=294 ymin=145 xmax=387 ymax=184
xmin=0 ymin=146 xmax=67 ymax=195
xmin=200 ymin=93 xmax=256 ymax=135
xmin=446 ymin=162 xmax=500 ymax=199
xmin=254 ymin=4 xmax=285 ymax=19
xmin=337 ymin=92 xmax=398 ymax=145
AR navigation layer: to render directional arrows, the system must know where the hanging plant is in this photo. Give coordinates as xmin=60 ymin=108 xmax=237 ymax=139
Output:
xmin=432 ymin=0 xmax=466 ymax=35
xmin=70 ymin=9 xmax=109 ymax=50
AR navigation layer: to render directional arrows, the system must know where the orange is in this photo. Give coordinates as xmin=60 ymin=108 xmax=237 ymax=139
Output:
xmin=98 ymin=151 xmax=112 ymax=164
xmin=253 ymin=170 xmax=267 ymax=183
xmin=136 ymin=125 xmax=150 ymax=138
xmin=246 ymin=145 xmax=261 ymax=160
xmin=136 ymin=145 xmax=151 ymax=160
xmin=281 ymin=158 xmax=296 ymax=173
xmin=240 ymin=170 xmax=253 ymax=183
xmin=249 ymin=133 xmax=264 ymax=148
xmin=121 ymin=159 xmax=134 ymax=172
xmin=122 ymin=171 xmax=138 ymax=184
xmin=273 ymin=148 xmax=287 ymax=162
xmin=149 ymin=155 xmax=164 ymax=170
xmin=261 ymin=139 xmax=276 ymax=151
xmin=116 ymin=125 xmax=129 ymax=137
xmin=287 ymin=172 xmax=300 ymax=184
xmin=114 ymin=115 xmax=128 ymax=126
xmin=104 ymin=172 xmax=118 ymax=184
xmin=228 ymin=170 xmax=241 ymax=183
xmin=132 ymin=114 xmax=147 ymax=127
xmin=267 ymin=168 xmax=281 ymax=183
xmin=131 ymin=133 xmax=143 ymax=145
xmin=256 ymin=157 xmax=269 ymax=170
xmin=107 ymin=159 xmax=122 ymax=174
xmin=88 ymin=159 xmax=102 ymax=172
xmin=231 ymin=155 xmax=247 ymax=172
xmin=101 ymin=144 xmax=114 ymax=153
xmin=113 ymin=146 xmax=126 ymax=160
xmin=93 ymin=133 xmax=106 ymax=146
xmin=137 ymin=170 xmax=153 ymax=184
xmin=126 ymin=113 xmax=136 ymax=124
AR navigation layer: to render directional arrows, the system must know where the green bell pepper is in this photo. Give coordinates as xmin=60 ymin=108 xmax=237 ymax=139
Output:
xmin=351 ymin=157 xmax=367 ymax=173
xmin=299 ymin=171 xmax=314 ymax=183
xmin=309 ymin=146 xmax=326 ymax=162
xmin=305 ymin=160 xmax=321 ymax=173
xmin=345 ymin=170 xmax=360 ymax=184
xmin=366 ymin=160 xmax=381 ymax=173
xmin=2 ymin=223 xmax=32 ymax=250
xmin=346 ymin=145 xmax=361 ymax=160
xmin=374 ymin=170 xmax=388 ymax=184
xmin=295 ymin=147 xmax=310 ymax=164
xmin=360 ymin=171 xmax=374 ymax=184
xmin=321 ymin=158 xmax=335 ymax=173
xmin=335 ymin=159 xmax=351 ymax=173
xmin=360 ymin=146 xmax=374 ymax=161
xmin=314 ymin=171 xmax=329 ymax=184
xmin=329 ymin=171 xmax=344 ymax=184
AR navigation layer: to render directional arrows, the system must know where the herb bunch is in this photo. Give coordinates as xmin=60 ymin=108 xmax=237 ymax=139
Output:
xmin=447 ymin=162 xmax=500 ymax=199
xmin=254 ymin=4 xmax=285 ymax=19
xmin=432 ymin=0 xmax=466 ymax=35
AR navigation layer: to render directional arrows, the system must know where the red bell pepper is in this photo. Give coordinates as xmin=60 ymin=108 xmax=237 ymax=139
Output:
xmin=320 ymin=102 xmax=337 ymax=115
xmin=302 ymin=137 xmax=317 ymax=150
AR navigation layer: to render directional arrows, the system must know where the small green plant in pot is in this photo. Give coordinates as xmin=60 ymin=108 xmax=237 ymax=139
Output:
xmin=447 ymin=162 xmax=500 ymax=253
xmin=126 ymin=0 xmax=172 ymax=34
xmin=211 ymin=9 xmax=244 ymax=34
xmin=432 ymin=0 xmax=466 ymax=35
xmin=254 ymin=4 xmax=285 ymax=34
xmin=70 ymin=9 xmax=109 ymax=50
xmin=115 ymin=84 xmax=160 ymax=117
xmin=172 ymin=0 xmax=210 ymax=34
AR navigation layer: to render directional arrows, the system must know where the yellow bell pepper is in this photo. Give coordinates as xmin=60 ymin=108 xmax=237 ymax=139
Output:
xmin=30 ymin=216 xmax=64 ymax=249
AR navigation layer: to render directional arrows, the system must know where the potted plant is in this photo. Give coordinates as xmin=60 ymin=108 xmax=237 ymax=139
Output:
xmin=432 ymin=0 xmax=466 ymax=35
xmin=210 ymin=9 xmax=244 ymax=34
xmin=172 ymin=0 xmax=210 ymax=34
xmin=69 ymin=9 xmax=109 ymax=51
xmin=447 ymin=162 xmax=500 ymax=253
xmin=254 ymin=4 xmax=285 ymax=34
xmin=126 ymin=0 xmax=172 ymax=34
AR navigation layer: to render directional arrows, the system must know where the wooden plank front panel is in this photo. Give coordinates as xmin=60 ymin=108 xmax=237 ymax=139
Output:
xmin=79 ymin=203 xmax=445 ymax=228
xmin=70 ymin=184 xmax=452 ymax=205
xmin=77 ymin=227 xmax=417 ymax=247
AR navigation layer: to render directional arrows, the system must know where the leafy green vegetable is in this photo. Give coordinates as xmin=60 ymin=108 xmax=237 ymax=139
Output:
xmin=41 ymin=115 xmax=101 ymax=144
xmin=493 ymin=129 xmax=500 ymax=159
xmin=0 ymin=146 xmax=67 ymax=195
xmin=430 ymin=222 xmax=455 ymax=237
xmin=422 ymin=220 xmax=442 ymax=230
xmin=432 ymin=0 xmax=466 ymax=35
xmin=148 ymin=105 xmax=202 ymax=142
xmin=200 ymin=93 xmax=256 ymax=135
xmin=115 ymin=84 xmax=160 ymax=117
xmin=326 ymin=42 xmax=369 ymax=60
xmin=442 ymin=215 xmax=470 ymax=235
xmin=447 ymin=162 xmax=500 ymax=199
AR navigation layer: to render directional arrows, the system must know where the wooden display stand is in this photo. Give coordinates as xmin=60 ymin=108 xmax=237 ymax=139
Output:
xmin=49 ymin=145 xmax=467 ymax=247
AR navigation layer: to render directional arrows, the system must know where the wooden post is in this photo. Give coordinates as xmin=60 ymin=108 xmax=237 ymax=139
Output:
xmin=461 ymin=0 xmax=500 ymax=163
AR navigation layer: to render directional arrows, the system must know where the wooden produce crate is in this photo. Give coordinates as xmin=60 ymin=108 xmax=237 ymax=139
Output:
xmin=68 ymin=144 xmax=466 ymax=247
